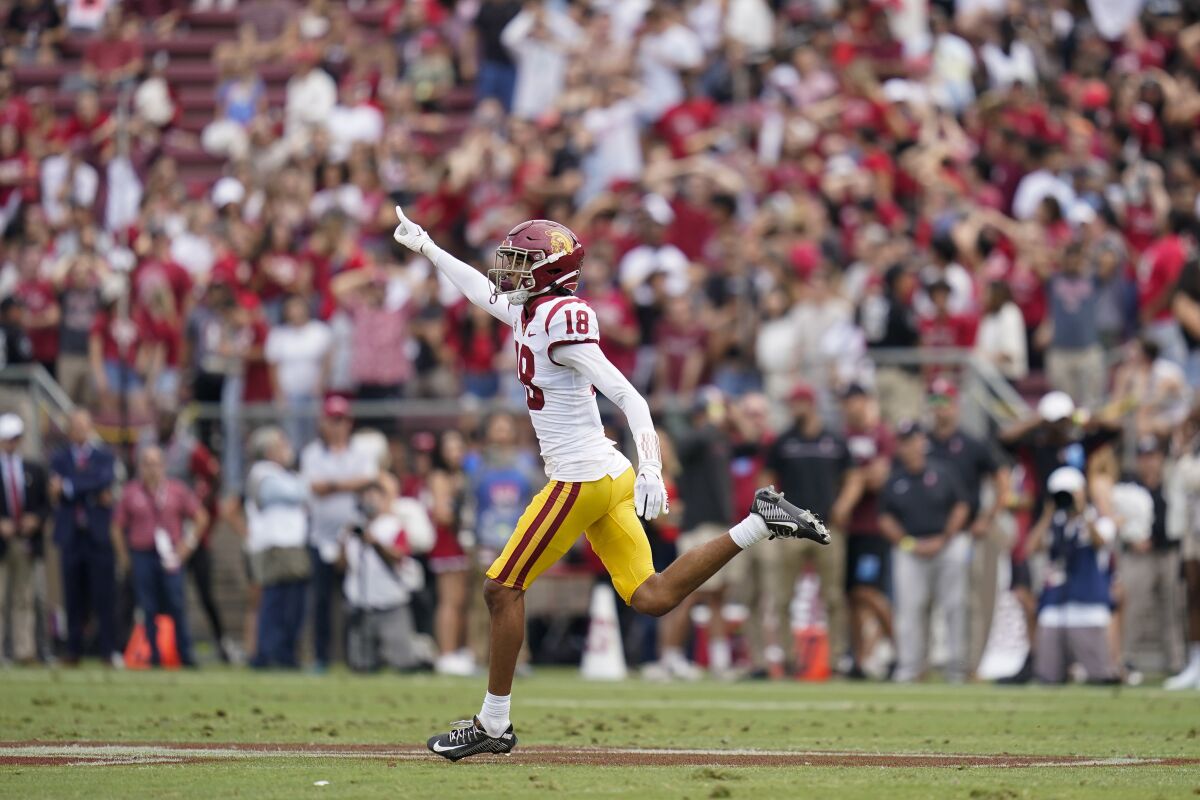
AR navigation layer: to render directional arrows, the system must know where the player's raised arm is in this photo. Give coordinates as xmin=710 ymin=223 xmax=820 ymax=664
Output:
xmin=392 ymin=206 xmax=517 ymax=323
xmin=552 ymin=340 xmax=668 ymax=521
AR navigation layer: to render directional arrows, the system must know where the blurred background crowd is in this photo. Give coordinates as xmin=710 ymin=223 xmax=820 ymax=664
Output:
xmin=1 ymin=0 xmax=1200 ymax=687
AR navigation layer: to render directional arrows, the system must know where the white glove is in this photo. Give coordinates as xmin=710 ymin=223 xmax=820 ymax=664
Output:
xmin=634 ymin=466 xmax=668 ymax=521
xmin=393 ymin=205 xmax=433 ymax=255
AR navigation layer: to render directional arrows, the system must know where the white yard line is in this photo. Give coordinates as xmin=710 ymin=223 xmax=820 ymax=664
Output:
xmin=0 ymin=743 xmax=1170 ymax=769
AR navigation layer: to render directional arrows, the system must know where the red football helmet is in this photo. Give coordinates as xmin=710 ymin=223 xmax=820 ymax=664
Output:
xmin=489 ymin=219 xmax=585 ymax=305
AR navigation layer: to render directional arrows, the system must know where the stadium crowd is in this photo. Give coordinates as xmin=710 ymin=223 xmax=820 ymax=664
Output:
xmin=0 ymin=0 xmax=1199 ymax=687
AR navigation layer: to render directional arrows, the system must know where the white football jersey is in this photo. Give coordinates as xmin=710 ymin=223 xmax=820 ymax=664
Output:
xmin=510 ymin=297 xmax=631 ymax=482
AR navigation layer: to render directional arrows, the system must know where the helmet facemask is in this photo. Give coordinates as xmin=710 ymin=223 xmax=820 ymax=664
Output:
xmin=489 ymin=246 xmax=539 ymax=305
xmin=489 ymin=245 xmax=572 ymax=305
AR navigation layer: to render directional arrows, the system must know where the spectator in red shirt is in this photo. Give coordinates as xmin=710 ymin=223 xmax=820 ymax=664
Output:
xmin=448 ymin=301 xmax=505 ymax=399
xmin=918 ymin=279 xmax=976 ymax=380
xmin=12 ymin=243 xmax=59 ymax=373
xmin=579 ymin=258 xmax=638 ymax=378
xmin=1139 ymin=210 xmax=1193 ymax=365
xmin=79 ymin=9 xmax=143 ymax=90
xmin=134 ymin=229 xmax=193 ymax=319
xmin=88 ymin=299 xmax=160 ymax=420
xmin=112 ymin=445 xmax=207 ymax=668
xmin=652 ymin=295 xmax=707 ymax=401
xmin=0 ymin=123 xmax=37 ymax=212
xmin=331 ymin=266 xmax=412 ymax=402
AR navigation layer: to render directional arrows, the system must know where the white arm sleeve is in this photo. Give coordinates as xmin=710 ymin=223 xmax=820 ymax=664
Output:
xmin=553 ymin=341 xmax=661 ymax=470
xmin=422 ymin=242 xmax=518 ymax=324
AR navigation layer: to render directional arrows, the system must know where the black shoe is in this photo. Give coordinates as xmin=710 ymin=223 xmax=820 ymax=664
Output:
xmin=750 ymin=486 xmax=831 ymax=544
xmin=427 ymin=716 xmax=517 ymax=762
xmin=996 ymin=654 xmax=1033 ymax=685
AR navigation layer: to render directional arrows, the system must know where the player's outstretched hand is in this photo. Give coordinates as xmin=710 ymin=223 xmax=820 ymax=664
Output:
xmin=393 ymin=206 xmax=432 ymax=254
xmin=635 ymin=466 xmax=668 ymax=521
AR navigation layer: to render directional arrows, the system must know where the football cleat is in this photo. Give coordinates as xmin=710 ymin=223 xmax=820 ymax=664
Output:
xmin=427 ymin=716 xmax=517 ymax=762
xmin=750 ymin=486 xmax=831 ymax=545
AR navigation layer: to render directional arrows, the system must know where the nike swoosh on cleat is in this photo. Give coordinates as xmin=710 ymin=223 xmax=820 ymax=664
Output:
xmin=430 ymin=741 xmax=462 ymax=754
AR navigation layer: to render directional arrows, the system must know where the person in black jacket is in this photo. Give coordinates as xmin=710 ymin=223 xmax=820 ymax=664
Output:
xmin=49 ymin=409 xmax=119 ymax=666
xmin=0 ymin=414 xmax=51 ymax=664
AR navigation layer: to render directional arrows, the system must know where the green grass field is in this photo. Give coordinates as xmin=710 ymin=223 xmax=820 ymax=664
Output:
xmin=0 ymin=667 xmax=1197 ymax=799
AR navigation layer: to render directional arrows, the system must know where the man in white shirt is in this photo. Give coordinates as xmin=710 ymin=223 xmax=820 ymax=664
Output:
xmin=636 ymin=5 xmax=703 ymax=121
xmin=41 ymin=145 xmax=98 ymax=229
xmin=265 ymin=295 xmax=332 ymax=451
xmin=284 ymin=49 xmax=337 ymax=147
xmin=501 ymin=1 xmax=583 ymax=120
xmin=299 ymin=396 xmax=378 ymax=670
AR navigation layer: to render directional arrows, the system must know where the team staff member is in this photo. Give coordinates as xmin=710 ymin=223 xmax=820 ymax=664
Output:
xmin=112 ymin=446 xmax=208 ymax=668
xmin=840 ymin=384 xmax=895 ymax=678
xmin=0 ymin=414 xmax=51 ymax=665
xmin=880 ymin=421 xmax=970 ymax=683
xmin=763 ymin=381 xmax=860 ymax=674
xmin=50 ymin=410 xmax=119 ymax=666
xmin=925 ymin=379 xmax=1009 ymax=673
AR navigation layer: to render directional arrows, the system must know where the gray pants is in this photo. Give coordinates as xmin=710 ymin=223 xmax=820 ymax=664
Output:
xmin=0 ymin=542 xmax=36 ymax=662
xmin=1034 ymin=624 xmax=1113 ymax=683
xmin=893 ymin=534 xmax=970 ymax=682
xmin=1120 ymin=549 xmax=1185 ymax=673
xmin=346 ymin=605 xmax=418 ymax=672
xmin=1046 ymin=346 xmax=1106 ymax=410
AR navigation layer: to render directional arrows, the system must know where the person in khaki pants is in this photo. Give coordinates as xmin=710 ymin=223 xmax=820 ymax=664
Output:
xmin=761 ymin=382 xmax=861 ymax=675
xmin=0 ymin=414 xmax=51 ymax=664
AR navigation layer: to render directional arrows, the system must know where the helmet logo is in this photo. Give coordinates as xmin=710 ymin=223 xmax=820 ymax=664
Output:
xmin=547 ymin=229 xmax=574 ymax=255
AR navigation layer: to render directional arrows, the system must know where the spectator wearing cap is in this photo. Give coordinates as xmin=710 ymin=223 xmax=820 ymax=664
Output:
xmin=761 ymin=381 xmax=860 ymax=676
xmin=973 ymin=280 xmax=1028 ymax=383
xmin=338 ymin=480 xmax=427 ymax=671
xmin=265 ymin=294 xmax=331 ymax=451
xmin=879 ymin=421 xmax=971 ymax=683
xmin=1027 ymin=466 xmax=1118 ymax=684
xmin=111 ymin=445 xmax=207 ymax=668
xmin=997 ymin=390 xmax=1122 ymax=682
xmin=1118 ymin=435 xmax=1184 ymax=675
xmin=241 ymin=426 xmax=312 ymax=669
xmin=840 ymin=383 xmax=897 ymax=678
xmin=925 ymin=378 xmax=1011 ymax=673
xmin=300 ymin=395 xmax=378 ymax=669
xmin=0 ymin=414 xmax=50 ymax=664
xmin=50 ymin=409 xmax=119 ymax=666
xmin=1041 ymin=242 xmax=1105 ymax=410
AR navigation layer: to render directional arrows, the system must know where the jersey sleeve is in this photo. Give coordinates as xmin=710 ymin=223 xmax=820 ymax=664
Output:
xmin=545 ymin=300 xmax=600 ymax=366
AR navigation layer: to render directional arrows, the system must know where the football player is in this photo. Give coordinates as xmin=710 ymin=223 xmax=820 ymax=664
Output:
xmin=393 ymin=207 xmax=830 ymax=761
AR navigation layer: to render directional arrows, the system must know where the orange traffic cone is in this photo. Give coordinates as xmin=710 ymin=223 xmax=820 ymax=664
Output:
xmin=124 ymin=615 xmax=182 ymax=669
xmin=794 ymin=625 xmax=831 ymax=681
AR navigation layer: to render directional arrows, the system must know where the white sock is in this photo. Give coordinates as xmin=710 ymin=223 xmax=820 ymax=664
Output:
xmin=710 ymin=637 xmax=732 ymax=672
xmin=1189 ymin=642 xmax=1200 ymax=668
xmin=662 ymin=646 xmax=686 ymax=665
xmin=729 ymin=514 xmax=769 ymax=549
xmin=478 ymin=692 xmax=511 ymax=737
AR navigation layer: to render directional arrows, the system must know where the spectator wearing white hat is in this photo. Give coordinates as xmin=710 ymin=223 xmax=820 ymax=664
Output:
xmin=1028 ymin=466 xmax=1118 ymax=684
xmin=996 ymin=391 xmax=1123 ymax=683
xmin=0 ymin=414 xmax=49 ymax=664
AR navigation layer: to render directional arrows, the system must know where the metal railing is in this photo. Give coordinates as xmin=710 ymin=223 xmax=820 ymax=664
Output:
xmin=0 ymin=364 xmax=77 ymax=459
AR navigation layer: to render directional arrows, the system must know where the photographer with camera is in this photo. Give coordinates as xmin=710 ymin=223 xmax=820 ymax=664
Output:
xmin=1028 ymin=466 xmax=1118 ymax=684
xmin=339 ymin=481 xmax=426 ymax=672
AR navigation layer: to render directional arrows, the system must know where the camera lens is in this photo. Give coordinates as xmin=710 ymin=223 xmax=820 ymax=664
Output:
xmin=1052 ymin=491 xmax=1074 ymax=510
